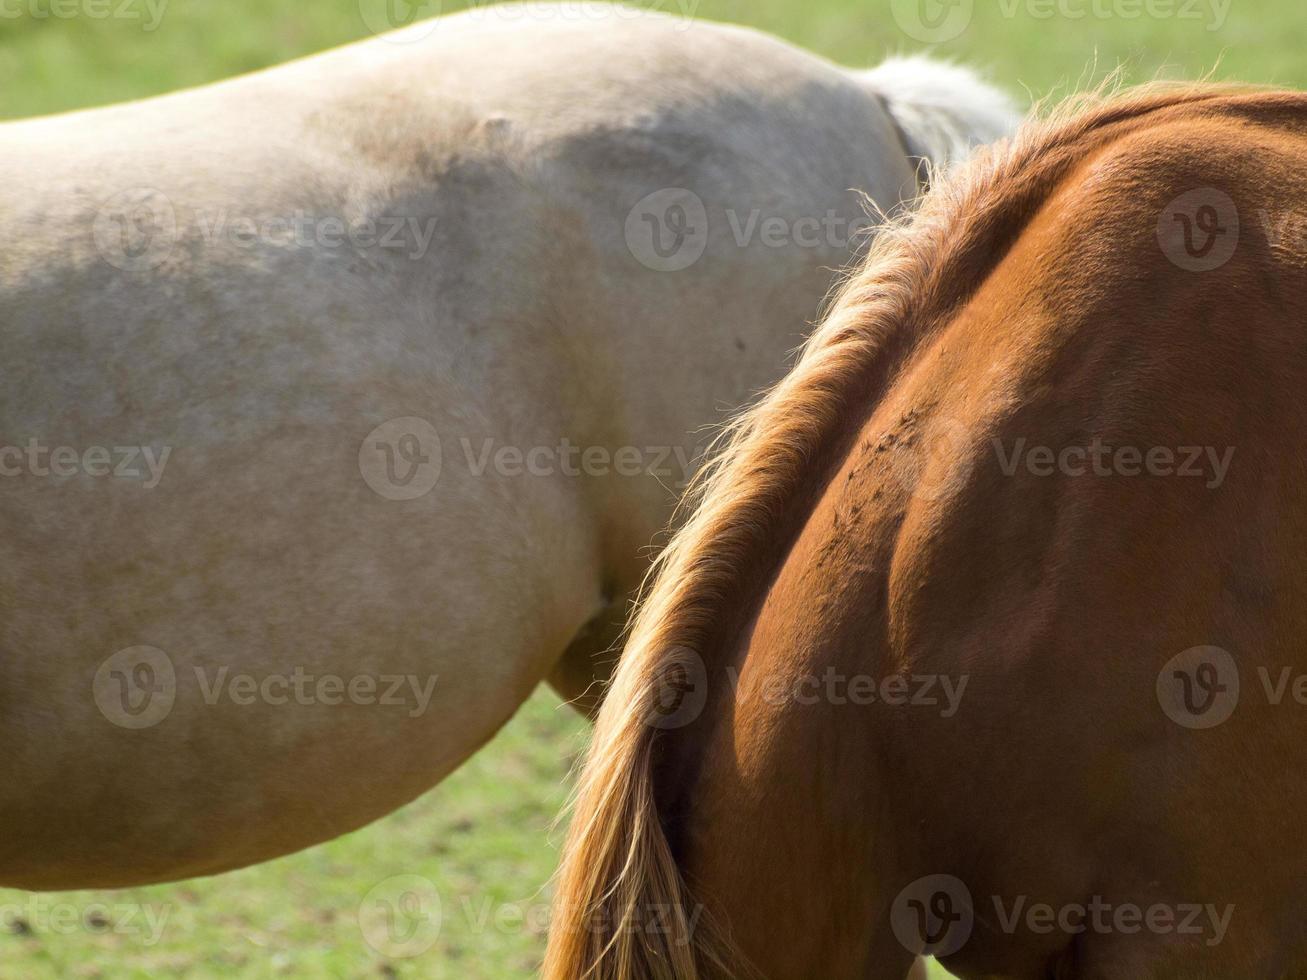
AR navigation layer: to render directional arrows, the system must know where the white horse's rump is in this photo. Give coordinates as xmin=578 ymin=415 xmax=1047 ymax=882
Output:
xmin=0 ymin=2 xmax=1016 ymax=888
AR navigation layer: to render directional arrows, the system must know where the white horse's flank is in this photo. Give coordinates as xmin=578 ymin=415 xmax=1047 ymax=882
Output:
xmin=0 ymin=3 xmax=1015 ymax=888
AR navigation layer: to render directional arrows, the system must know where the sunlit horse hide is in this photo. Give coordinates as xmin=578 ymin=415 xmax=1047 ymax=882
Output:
xmin=0 ymin=3 xmax=1015 ymax=888
xmin=547 ymin=84 xmax=1307 ymax=979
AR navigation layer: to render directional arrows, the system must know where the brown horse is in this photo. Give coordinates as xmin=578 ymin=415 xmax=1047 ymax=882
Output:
xmin=545 ymin=84 xmax=1307 ymax=979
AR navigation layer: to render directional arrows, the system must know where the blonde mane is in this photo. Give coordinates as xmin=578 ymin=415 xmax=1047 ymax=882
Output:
xmin=543 ymin=81 xmax=1265 ymax=980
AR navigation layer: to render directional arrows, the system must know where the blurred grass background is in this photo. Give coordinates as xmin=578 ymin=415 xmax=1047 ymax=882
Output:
xmin=1 ymin=0 xmax=1304 ymax=119
xmin=0 ymin=691 xmax=585 ymax=978
xmin=1 ymin=0 xmax=1301 ymax=976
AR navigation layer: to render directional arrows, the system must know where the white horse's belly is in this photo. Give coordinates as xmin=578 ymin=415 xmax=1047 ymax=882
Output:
xmin=0 ymin=306 xmax=603 ymax=886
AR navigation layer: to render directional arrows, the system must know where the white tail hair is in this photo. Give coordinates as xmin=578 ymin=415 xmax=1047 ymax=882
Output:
xmin=861 ymin=55 xmax=1022 ymax=170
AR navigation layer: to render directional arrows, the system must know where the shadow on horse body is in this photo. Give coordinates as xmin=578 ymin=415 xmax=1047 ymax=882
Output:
xmin=548 ymin=85 xmax=1307 ymax=979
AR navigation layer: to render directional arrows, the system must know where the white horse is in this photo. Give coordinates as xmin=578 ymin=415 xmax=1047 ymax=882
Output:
xmin=0 ymin=2 xmax=1016 ymax=888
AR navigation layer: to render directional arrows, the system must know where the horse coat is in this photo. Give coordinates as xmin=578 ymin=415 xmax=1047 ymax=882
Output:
xmin=0 ymin=2 xmax=1014 ymax=888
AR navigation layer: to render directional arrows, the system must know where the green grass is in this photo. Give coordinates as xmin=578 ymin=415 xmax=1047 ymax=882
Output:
xmin=2 ymin=2 xmax=1302 ymax=977
xmin=1 ymin=0 xmax=1305 ymax=121
xmin=0 ymin=690 xmax=589 ymax=979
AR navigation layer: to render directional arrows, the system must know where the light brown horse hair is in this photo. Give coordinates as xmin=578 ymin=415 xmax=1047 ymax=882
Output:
xmin=543 ymin=80 xmax=1277 ymax=980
